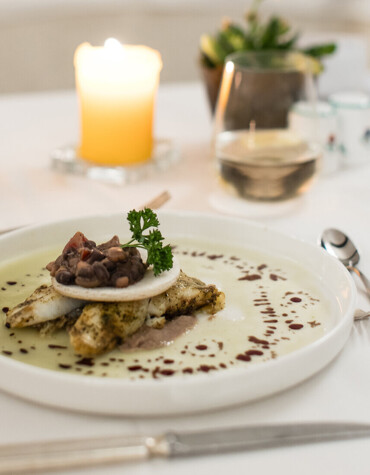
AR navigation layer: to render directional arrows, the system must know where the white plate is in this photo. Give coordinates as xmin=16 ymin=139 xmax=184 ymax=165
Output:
xmin=0 ymin=212 xmax=356 ymax=415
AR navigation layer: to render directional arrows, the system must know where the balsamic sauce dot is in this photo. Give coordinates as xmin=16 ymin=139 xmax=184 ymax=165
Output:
xmin=246 ymin=350 xmax=263 ymax=356
xmin=183 ymin=368 xmax=193 ymax=374
xmin=76 ymin=357 xmax=95 ymax=367
xmin=128 ymin=365 xmax=142 ymax=372
xmin=197 ymin=365 xmax=217 ymax=372
xmin=59 ymin=364 xmax=71 ymax=369
xmin=160 ymin=369 xmax=175 ymax=376
xmin=195 ymin=345 xmax=207 ymax=351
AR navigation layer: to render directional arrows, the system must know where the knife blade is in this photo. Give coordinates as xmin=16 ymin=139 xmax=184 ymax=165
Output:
xmin=1 ymin=422 xmax=370 ymax=474
xmin=166 ymin=422 xmax=370 ymax=456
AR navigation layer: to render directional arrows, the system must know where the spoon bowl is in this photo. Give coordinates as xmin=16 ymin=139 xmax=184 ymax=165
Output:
xmin=321 ymin=228 xmax=370 ymax=299
xmin=321 ymin=228 xmax=360 ymax=267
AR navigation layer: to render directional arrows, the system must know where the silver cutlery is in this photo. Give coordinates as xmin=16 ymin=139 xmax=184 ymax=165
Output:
xmin=321 ymin=228 xmax=370 ymax=321
xmin=354 ymin=309 xmax=370 ymax=321
xmin=1 ymin=422 xmax=370 ymax=474
xmin=321 ymin=228 xmax=370 ymax=298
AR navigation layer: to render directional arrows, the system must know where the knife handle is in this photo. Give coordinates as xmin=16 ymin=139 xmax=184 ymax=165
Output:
xmin=0 ymin=434 xmax=169 ymax=474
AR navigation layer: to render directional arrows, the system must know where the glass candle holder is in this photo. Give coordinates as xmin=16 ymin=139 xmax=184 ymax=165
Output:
xmin=51 ymin=39 xmax=180 ymax=185
xmin=213 ymin=51 xmax=321 ymax=201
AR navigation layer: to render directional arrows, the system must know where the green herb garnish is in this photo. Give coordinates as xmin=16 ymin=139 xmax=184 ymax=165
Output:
xmin=121 ymin=208 xmax=173 ymax=276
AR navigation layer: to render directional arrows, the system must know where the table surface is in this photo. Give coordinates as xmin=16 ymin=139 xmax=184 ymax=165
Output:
xmin=1 ymin=82 xmax=370 ymax=474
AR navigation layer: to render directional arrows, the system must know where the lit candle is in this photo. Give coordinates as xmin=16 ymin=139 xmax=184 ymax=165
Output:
xmin=74 ymin=39 xmax=162 ymax=166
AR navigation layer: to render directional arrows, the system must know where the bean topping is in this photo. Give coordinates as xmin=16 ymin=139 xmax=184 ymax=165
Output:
xmin=47 ymin=232 xmax=147 ymax=288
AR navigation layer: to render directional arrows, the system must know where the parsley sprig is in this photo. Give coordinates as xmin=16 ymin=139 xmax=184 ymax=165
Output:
xmin=121 ymin=209 xmax=173 ymax=276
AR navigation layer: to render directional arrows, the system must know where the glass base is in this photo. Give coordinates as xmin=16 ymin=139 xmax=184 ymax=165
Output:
xmin=209 ymin=188 xmax=305 ymax=220
xmin=51 ymin=139 xmax=180 ymax=184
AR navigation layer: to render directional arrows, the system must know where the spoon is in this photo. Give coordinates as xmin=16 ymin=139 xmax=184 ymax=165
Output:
xmin=321 ymin=228 xmax=370 ymax=298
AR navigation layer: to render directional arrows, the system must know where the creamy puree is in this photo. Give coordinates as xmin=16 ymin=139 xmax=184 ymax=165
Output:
xmin=0 ymin=238 xmax=333 ymax=380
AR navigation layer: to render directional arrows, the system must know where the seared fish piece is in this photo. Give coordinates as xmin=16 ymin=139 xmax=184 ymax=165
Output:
xmin=69 ymin=271 xmax=225 ymax=356
xmin=6 ymin=285 xmax=86 ymax=328
xmin=69 ymin=301 xmax=149 ymax=356
xmin=35 ymin=308 xmax=83 ymax=337
xmin=148 ymin=272 xmax=224 ymax=318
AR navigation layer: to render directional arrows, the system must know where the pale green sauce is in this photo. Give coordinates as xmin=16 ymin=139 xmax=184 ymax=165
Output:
xmin=0 ymin=239 xmax=331 ymax=380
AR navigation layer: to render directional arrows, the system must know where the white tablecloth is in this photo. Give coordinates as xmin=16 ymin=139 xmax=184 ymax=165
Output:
xmin=1 ymin=83 xmax=370 ymax=474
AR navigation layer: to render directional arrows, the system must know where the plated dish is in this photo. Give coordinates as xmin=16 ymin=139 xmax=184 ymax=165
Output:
xmin=0 ymin=212 xmax=356 ymax=415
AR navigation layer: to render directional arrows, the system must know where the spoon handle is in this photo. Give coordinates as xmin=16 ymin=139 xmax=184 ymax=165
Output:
xmin=347 ymin=266 xmax=370 ymax=297
xmin=354 ymin=309 xmax=370 ymax=321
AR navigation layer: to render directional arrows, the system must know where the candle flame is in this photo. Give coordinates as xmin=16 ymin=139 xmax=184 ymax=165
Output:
xmin=225 ymin=61 xmax=234 ymax=74
xmin=104 ymin=38 xmax=123 ymax=51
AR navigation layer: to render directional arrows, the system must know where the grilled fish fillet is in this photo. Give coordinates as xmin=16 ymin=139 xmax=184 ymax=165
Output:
xmin=35 ymin=308 xmax=83 ymax=337
xmin=6 ymin=285 xmax=86 ymax=328
xmin=70 ymin=271 xmax=225 ymax=356
xmin=148 ymin=272 xmax=223 ymax=318
xmin=69 ymin=300 xmax=149 ymax=356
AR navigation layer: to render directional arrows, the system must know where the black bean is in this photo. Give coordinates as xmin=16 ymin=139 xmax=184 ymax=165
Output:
xmin=76 ymin=261 xmax=94 ymax=278
xmin=110 ymin=270 xmax=129 ymax=286
xmin=130 ymin=261 xmax=146 ymax=282
xmin=116 ymin=276 xmax=129 ymax=288
xmin=55 ymin=267 xmax=74 ymax=285
xmin=106 ymin=247 xmax=127 ymax=263
xmin=64 ymin=247 xmax=78 ymax=258
xmin=67 ymin=256 xmax=80 ymax=273
xmin=87 ymin=249 xmax=105 ymax=264
xmin=75 ymin=275 xmax=100 ymax=288
xmin=97 ymin=235 xmax=120 ymax=251
xmin=101 ymin=258 xmax=116 ymax=272
xmin=127 ymin=247 xmax=140 ymax=257
xmin=85 ymin=240 xmax=96 ymax=249
xmin=92 ymin=261 xmax=110 ymax=284
xmin=54 ymin=255 xmax=63 ymax=267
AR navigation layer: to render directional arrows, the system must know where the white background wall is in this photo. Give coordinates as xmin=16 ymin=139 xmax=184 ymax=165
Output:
xmin=0 ymin=0 xmax=369 ymax=93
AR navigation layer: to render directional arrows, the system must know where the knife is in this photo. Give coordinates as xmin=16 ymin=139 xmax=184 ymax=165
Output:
xmin=1 ymin=422 xmax=370 ymax=474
